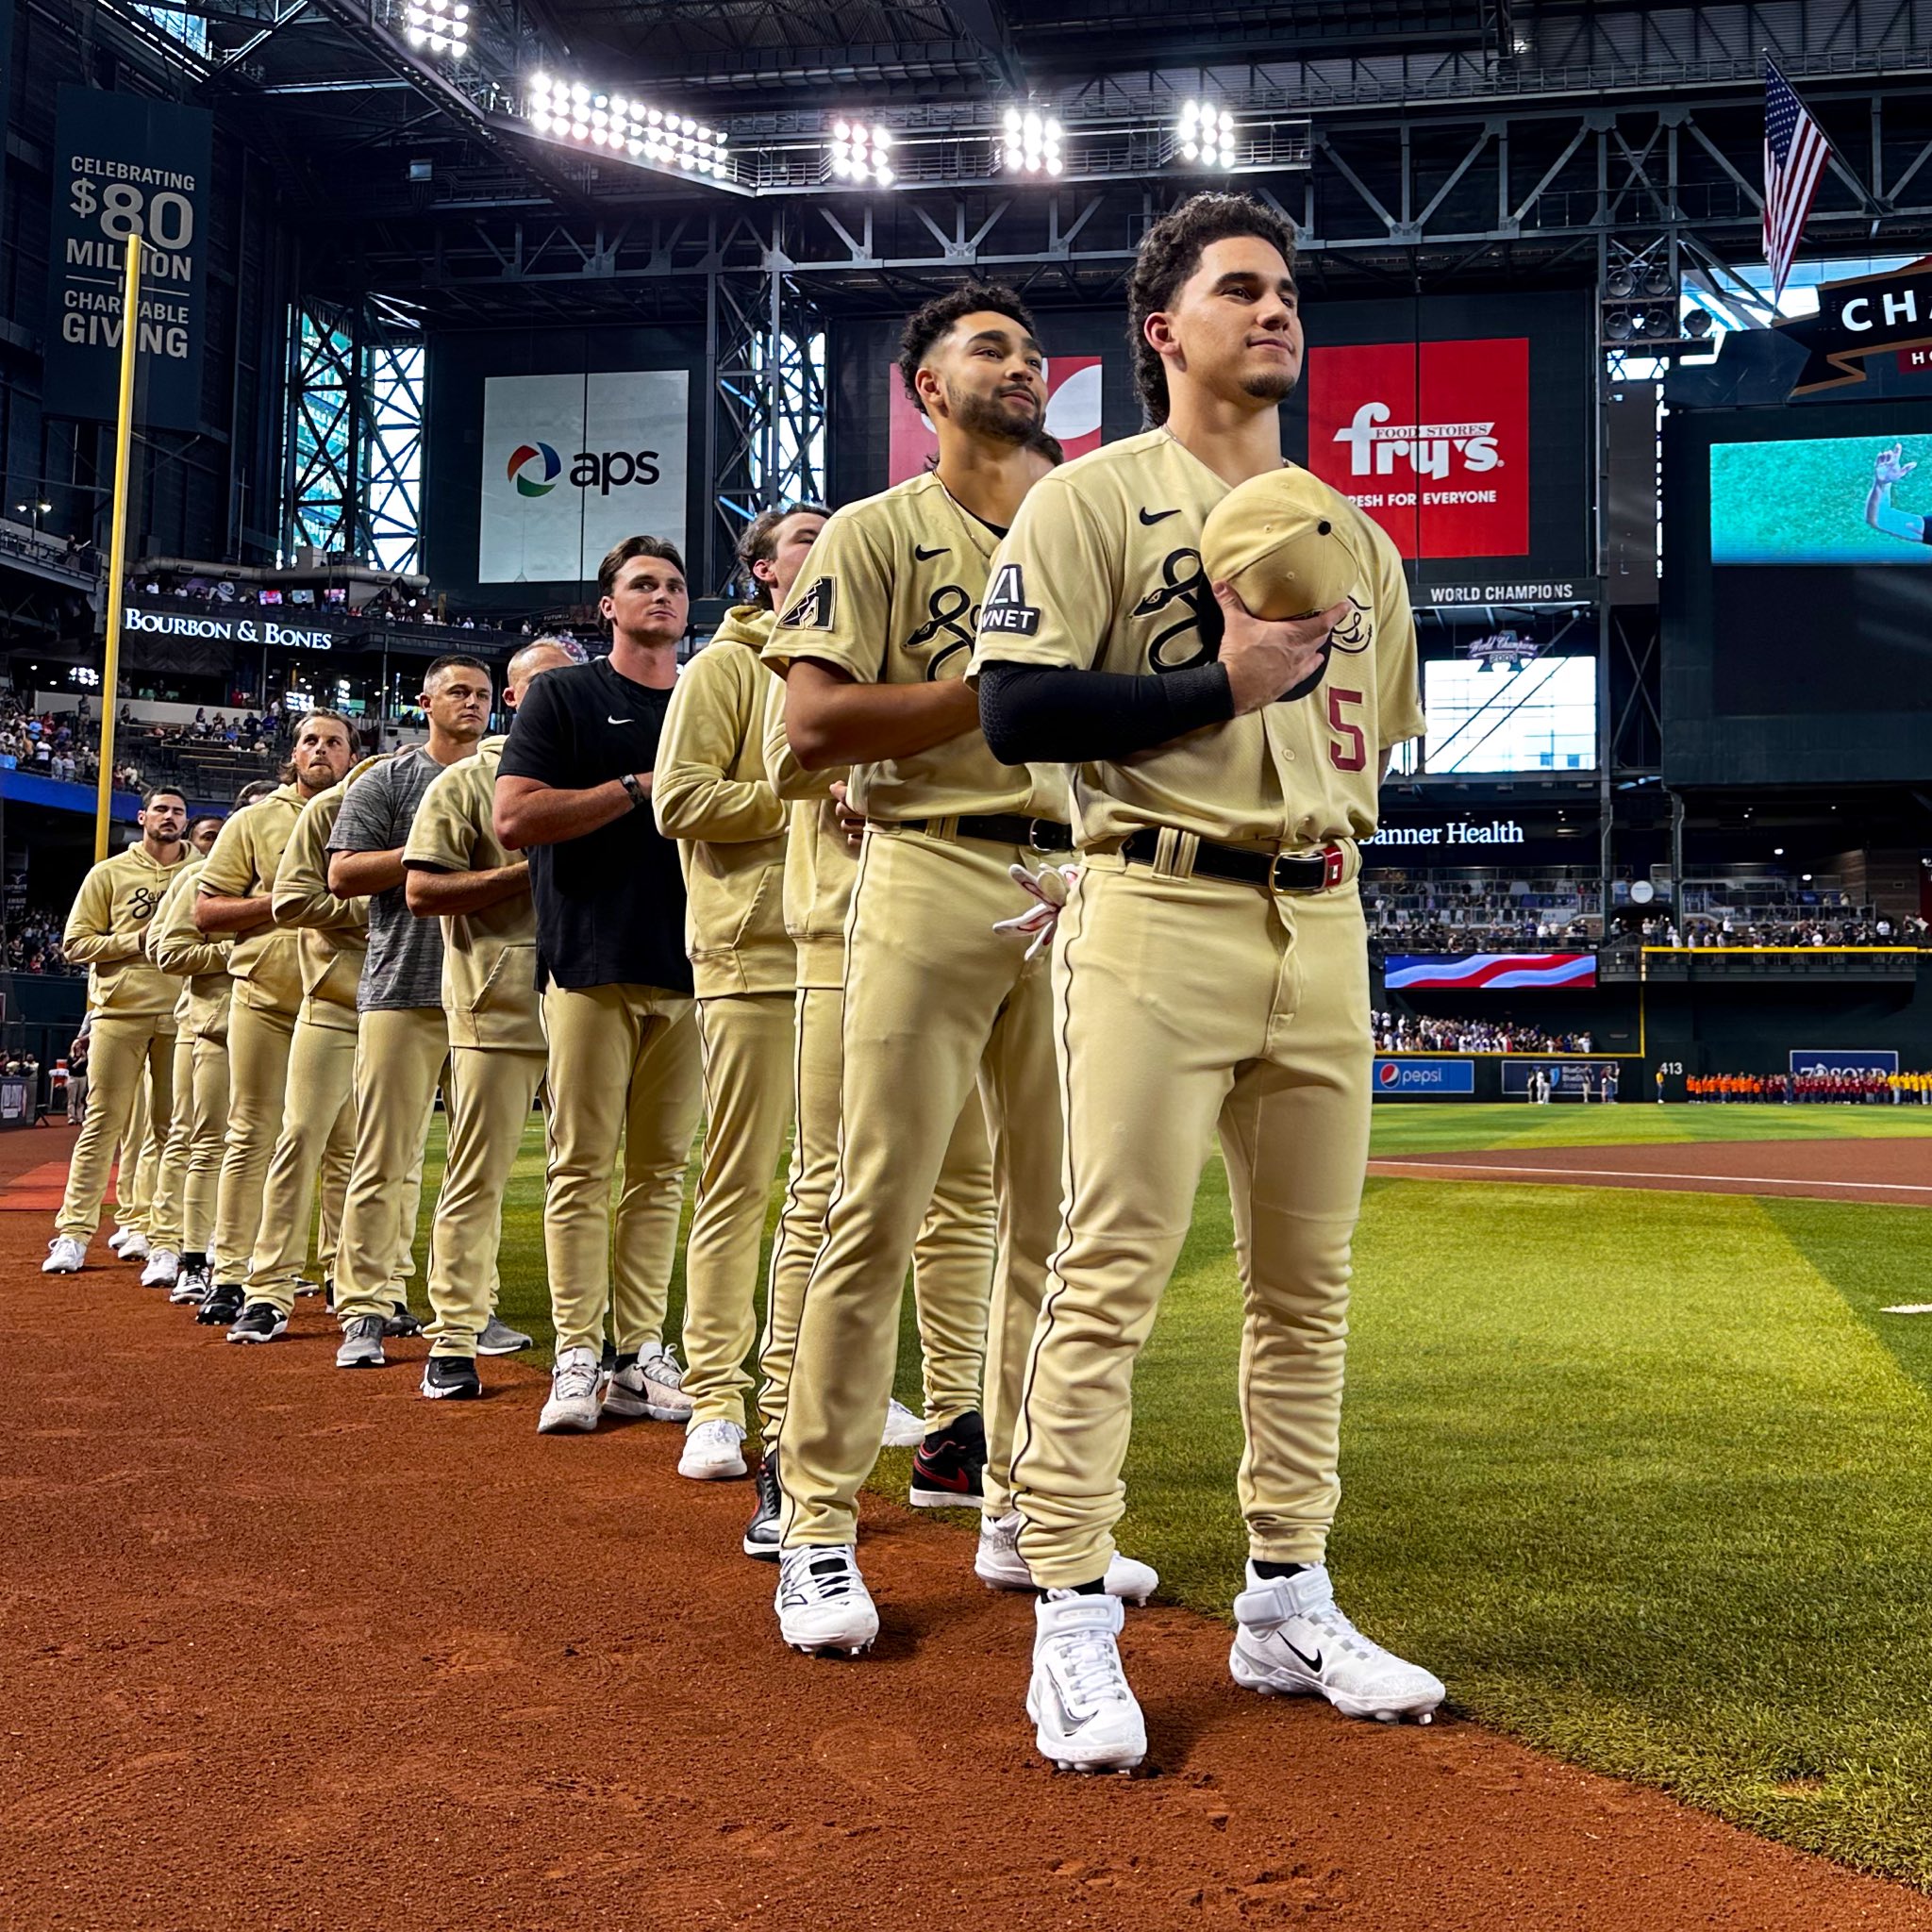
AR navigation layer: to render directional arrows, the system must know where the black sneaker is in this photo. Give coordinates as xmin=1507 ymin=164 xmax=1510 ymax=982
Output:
xmin=421 ymin=1355 xmax=481 ymax=1401
xmin=226 ymin=1301 xmax=288 ymax=1345
xmin=909 ymin=1409 xmax=987 ymax=1508
xmin=324 ymin=1276 xmax=334 ymax=1311
xmin=743 ymin=1453 xmax=781 ymax=1559
xmin=383 ymin=1302 xmax=425 ymax=1339
xmin=169 ymin=1258 xmax=210 ymax=1307
xmin=196 ymin=1283 xmax=244 ymax=1326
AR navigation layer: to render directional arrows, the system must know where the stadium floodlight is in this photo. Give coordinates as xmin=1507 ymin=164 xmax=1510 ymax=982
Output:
xmin=525 ymin=75 xmax=730 ymax=176
xmin=999 ymin=106 xmax=1063 ymax=176
xmin=828 ymin=119 xmax=895 ymax=186
xmin=404 ymin=0 xmax=467 ymax=55
xmin=1175 ymin=100 xmax=1237 ymax=169
xmin=1684 ymin=307 xmax=1715 ymax=340
xmin=1604 ymin=310 xmax=1634 ymax=341
xmin=1605 ymin=266 xmax=1638 ymax=300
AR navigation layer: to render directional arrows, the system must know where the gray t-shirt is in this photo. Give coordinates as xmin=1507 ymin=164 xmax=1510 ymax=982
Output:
xmin=327 ymin=745 xmax=447 ymax=1011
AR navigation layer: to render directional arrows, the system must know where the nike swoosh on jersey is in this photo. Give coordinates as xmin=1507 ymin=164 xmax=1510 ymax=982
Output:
xmin=607 ymin=715 xmax=636 ymax=725
xmin=1139 ymin=507 xmax=1181 ymax=525
xmin=914 ymin=543 xmax=949 ymax=560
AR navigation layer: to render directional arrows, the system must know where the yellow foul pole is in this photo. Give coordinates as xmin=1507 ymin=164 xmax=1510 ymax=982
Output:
xmin=94 ymin=233 xmax=142 ymax=862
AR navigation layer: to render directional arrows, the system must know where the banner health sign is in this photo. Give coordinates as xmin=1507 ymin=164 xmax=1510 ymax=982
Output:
xmin=44 ymin=86 xmax=212 ymax=433
xmin=1374 ymin=1058 xmax=1475 ymax=1095
xmin=478 ymin=371 xmax=689 ymax=585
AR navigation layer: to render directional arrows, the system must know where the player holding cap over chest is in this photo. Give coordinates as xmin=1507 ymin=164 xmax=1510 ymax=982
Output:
xmin=969 ymin=192 xmax=1444 ymax=1773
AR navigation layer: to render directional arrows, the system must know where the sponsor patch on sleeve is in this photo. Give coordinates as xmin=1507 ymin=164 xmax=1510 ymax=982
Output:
xmin=778 ymin=576 xmax=835 ymax=630
xmin=978 ymin=561 xmax=1039 ymax=638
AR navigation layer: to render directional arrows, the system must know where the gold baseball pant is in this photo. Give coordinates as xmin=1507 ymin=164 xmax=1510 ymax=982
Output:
xmin=1011 ymin=860 xmax=1372 ymax=1588
xmin=541 ymin=983 xmax=704 ymax=1359
xmin=156 ymin=1036 xmax=195 ymax=1253
xmin=331 ymin=1008 xmax=450 ymax=1325
xmin=425 ymin=1047 xmax=545 ymax=1358
xmin=184 ymin=1035 xmax=228 ymax=1264
xmin=243 ymin=1019 xmax=361 ymax=1317
xmin=211 ymin=1001 xmax=297 ymax=1284
xmin=108 ymin=1079 xmax=147 ymax=1232
xmin=757 ymin=982 xmax=994 ymax=1446
xmin=681 ymin=992 xmax=795 ymax=1427
xmin=57 ymin=1013 xmax=178 ymax=1246
xmin=777 ymin=827 xmax=1060 ymax=1547
xmin=125 ymin=1083 xmax=166 ymax=1238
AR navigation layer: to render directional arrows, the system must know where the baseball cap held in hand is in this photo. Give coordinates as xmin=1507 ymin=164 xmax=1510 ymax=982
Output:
xmin=1201 ymin=468 xmax=1366 ymax=621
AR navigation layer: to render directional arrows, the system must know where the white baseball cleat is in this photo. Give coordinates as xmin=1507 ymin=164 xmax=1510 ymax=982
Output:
xmin=118 ymin=1231 xmax=150 ymax=1262
xmin=775 ymin=1544 xmax=878 ymax=1657
xmin=1027 ymin=1591 xmax=1146 ymax=1774
xmin=974 ymin=1510 xmax=1158 ymax=1605
xmin=537 ymin=1346 xmax=603 ymax=1434
xmin=1228 ymin=1562 xmax=1444 ymax=1724
xmin=106 ymin=1226 xmax=131 ymax=1255
xmin=42 ymin=1236 xmax=86 ymax=1274
xmin=139 ymin=1248 xmax=180 ymax=1290
xmin=604 ymin=1344 xmax=692 ymax=1422
xmin=678 ymin=1418 xmax=748 ymax=1480
xmin=880 ymin=1398 xmax=925 ymax=1448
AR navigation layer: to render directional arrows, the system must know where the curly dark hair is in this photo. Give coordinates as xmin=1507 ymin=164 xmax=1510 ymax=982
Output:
xmin=1128 ymin=192 xmax=1299 ymax=425
xmin=895 ymin=282 xmax=1038 ymax=419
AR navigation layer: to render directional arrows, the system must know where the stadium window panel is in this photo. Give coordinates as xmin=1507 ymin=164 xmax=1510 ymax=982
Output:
xmin=135 ymin=4 xmax=208 ymax=52
xmin=1420 ymin=656 xmax=1596 ymax=774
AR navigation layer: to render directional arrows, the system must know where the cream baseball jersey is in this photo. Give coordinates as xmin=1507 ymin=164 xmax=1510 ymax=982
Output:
xmin=968 ymin=428 xmax=1424 ymax=851
xmin=762 ymin=470 xmax=1067 ymax=824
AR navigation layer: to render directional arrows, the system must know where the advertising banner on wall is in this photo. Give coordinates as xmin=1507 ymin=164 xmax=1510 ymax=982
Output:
xmin=1500 ymin=1060 xmax=1624 ymax=1097
xmin=1385 ymin=952 xmax=1597 ymax=991
xmin=42 ymin=86 xmax=213 ymax=432
xmin=477 ymin=371 xmax=689 ymax=585
xmin=886 ymin=357 xmax=1105 ymax=485
xmin=1374 ymin=1058 xmax=1475 ymax=1095
xmin=1789 ymin=1048 xmax=1900 ymax=1075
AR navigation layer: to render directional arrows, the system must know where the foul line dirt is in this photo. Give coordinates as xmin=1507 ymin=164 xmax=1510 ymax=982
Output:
xmin=1371 ymin=1133 xmax=1932 ymax=1206
xmin=5 ymin=1122 xmax=1932 ymax=1930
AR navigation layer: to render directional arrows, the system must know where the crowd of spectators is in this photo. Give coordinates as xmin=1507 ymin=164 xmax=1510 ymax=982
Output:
xmin=1617 ymin=913 xmax=1929 ymax=950
xmin=1689 ymin=1070 xmax=1932 ymax=1103
xmin=1372 ymin=1011 xmax=1595 ymax=1056
xmin=129 ymin=572 xmax=535 ymax=636
xmin=2 ymin=907 xmax=78 ymax=975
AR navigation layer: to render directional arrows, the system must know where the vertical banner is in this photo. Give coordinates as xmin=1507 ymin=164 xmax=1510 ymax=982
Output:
xmin=1306 ymin=337 xmax=1530 ymax=560
xmin=887 ymin=357 xmax=1104 ymax=485
xmin=477 ymin=370 xmax=689 ymax=584
xmin=43 ymin=86 xmax=212 ymax=432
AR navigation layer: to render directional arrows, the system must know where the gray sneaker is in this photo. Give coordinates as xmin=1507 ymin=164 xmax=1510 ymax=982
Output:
xmin=335 ymin=1315 xmax=388 ymax=1370
xmin=604 ymin=1342 xmax=693 ymax=1422
xmin=477 ymin=1313 xmax=533 ymax=1356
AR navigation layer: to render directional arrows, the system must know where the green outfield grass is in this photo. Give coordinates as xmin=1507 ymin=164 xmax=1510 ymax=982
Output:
xmin=408 ymin=1103 xmax=1932 ymax=1887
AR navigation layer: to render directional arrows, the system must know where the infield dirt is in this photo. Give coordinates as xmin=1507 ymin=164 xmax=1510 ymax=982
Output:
xmin=6 ymin=1123 xmax=1932 ymax=1930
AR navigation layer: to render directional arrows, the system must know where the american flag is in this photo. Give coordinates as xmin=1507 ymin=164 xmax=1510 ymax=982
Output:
xmin=1764 ymin=59 xmax=1831 ymax=302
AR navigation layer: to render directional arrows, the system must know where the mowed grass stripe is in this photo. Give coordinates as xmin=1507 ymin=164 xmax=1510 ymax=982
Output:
xmin=1371 ymin=1100 xmax=1932 ymax=1157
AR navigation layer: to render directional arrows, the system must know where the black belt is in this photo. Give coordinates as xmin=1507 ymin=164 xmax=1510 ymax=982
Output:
xmin=1121 ymin=828 xmax=1350 ymax=894
xmin=898 ymin=812 xmax=1074 ymax=853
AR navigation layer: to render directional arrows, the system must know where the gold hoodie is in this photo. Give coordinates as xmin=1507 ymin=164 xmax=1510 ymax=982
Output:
xmin=760 ymin=668 xmax=855 ymax=992
xmin=197 ymin=785 xmax=306 ymax=1014
xmin=62 ymin=841 xmax=188 ymax=1017
xmin=146 ymin=854 xmax=233 ymax=1040
xmin=270 ymin=755 xmax=384 ymax=1033
xmin=403 ymin=735 xmax=541 ymax=1053
xmin=653 ymin=604 xmax=792 ymax=998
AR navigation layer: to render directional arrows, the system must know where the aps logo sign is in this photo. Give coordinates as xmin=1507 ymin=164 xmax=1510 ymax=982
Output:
xmin=504 ymin=439 xmax=665 ymax=499
xmin=508 ymin=441 xmax=561 ymax=497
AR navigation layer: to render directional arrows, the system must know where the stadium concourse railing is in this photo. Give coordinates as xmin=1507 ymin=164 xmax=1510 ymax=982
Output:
xmin=1611 ymin=945 xmax=1926 ymax=983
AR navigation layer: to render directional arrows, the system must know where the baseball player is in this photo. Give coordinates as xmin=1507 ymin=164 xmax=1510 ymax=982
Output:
xmin=402 ymin=638 xmax=575 ymax=1397
xmin=325 ymin=655 xmax=493 ymax=1370
xmin=193 ymin=712 xmax=357 ymax=1320
xmin=141 ymin=810 xmax=232 ymax=1295
xmin=219 ymin=753 xmax=393 ymax=1341
xmin=968 ymin=192 xmax=1443 ymax=1771
xmin=746 ymin=506 xmax=1000 ymax=1560
xmin=42 ymin=788 xmax=191 ymax=1274
xmin=495 ymin=539 xmax=704 ymax=1435
xmin=651 ymin=549 xmax=801 ymax=1480
xmin=762 ymin=284 xmax=1155 ymax=1656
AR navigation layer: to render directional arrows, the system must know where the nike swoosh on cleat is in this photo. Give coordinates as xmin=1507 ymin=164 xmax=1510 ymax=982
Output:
xmin=1139 ymin=507 xmax=1180 ymax=525
xmin=1286 ymin=1641 xmax=1323 ymax=1673
xmin=914 ymin=1465 xmax=973 ymax=1491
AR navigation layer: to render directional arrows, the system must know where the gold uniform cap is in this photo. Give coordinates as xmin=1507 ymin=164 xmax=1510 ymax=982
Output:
xmin=1200 ymin=467 xmax=1368 ymax=621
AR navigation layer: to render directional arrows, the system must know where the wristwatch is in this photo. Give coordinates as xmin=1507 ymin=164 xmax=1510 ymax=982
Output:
xmin=618 ymin=773 xmax=646 ymax=811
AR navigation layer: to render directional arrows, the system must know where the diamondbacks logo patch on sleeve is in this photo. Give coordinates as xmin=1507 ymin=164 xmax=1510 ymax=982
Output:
xmin=778 ymin=577 xmax=835 ymax=630
xmin=978 ymin=561 xmax=1039 ymax=638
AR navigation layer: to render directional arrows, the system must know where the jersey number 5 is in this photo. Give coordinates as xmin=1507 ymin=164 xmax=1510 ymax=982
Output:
xmin=1326 ymin=689 xmax=1367 ymax=772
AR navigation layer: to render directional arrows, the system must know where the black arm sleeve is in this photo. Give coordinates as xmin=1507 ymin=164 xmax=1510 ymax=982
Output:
xmin=977 ymin=659 xmax=1235 ymax=766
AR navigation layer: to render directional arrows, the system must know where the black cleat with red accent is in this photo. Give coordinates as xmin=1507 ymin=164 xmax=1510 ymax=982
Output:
xmin=908 ymin=1408 xmax=986 ymax=1508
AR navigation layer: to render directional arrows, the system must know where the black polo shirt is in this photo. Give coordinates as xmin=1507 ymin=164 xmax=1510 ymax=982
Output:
xmin=496 ymin=656 xmax=692 ymax=995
